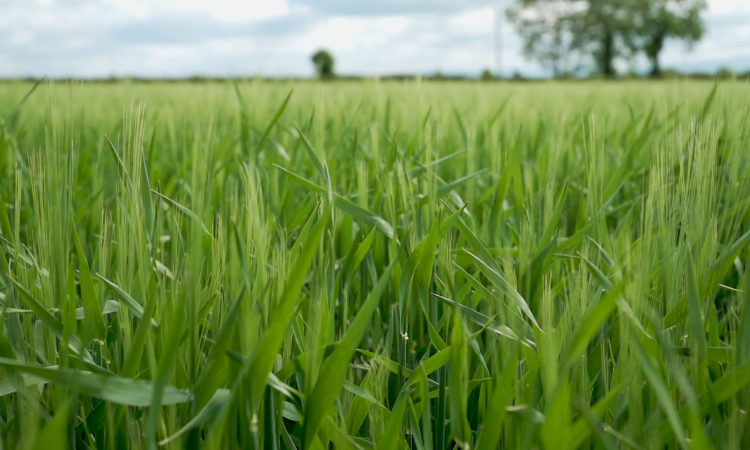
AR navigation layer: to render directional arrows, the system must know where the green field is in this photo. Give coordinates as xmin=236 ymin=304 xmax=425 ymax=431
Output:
xmin=1 ymin=80 xmax=749 ymax=449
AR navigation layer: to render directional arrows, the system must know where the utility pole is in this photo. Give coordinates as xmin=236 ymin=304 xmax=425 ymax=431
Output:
xmin=494 ymin=6 xmax=503 ymax=77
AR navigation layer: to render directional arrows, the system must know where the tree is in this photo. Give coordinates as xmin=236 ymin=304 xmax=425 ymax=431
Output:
xmin=506 ymin=0 xmax=576 ymax=77
xmin=632 ymin=0 xmax=706 ymax=76
xmin=311 ymin=49 xmax=335 ymax=79
xmin=567 ymin=0 xmax=638 ymax=77
xmin=480 ymin=68 xmax=495 ymax=81
xmin=507 ymin=0 xmax=705 ymax=77
xmin=507 ymin=0 xmax=636 ymax=77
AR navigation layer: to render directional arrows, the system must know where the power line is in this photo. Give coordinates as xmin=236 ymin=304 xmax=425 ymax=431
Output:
xmin=494 ymin=6 xmax=503 ymax=76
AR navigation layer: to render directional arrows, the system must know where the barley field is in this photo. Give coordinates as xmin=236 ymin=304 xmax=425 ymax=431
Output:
xmin=0 ymin=80 xmax=749 ymax=449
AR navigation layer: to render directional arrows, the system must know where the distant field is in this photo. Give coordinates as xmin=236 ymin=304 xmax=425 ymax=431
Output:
xmin=0 ymin=80 xmax=749 ymax=449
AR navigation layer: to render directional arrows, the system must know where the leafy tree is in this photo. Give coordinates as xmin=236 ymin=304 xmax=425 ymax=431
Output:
xmin=567 ymin=0 xmax=637 ymax=77
xmin=506 ymin=0 xmax=575 ymax=77
xmin=311 ymin=49 xmax=335 ymax=79
xmin=507 ymin=0 xmax=705 ymax=77
xmin=480 ymin=68 xmax=495 ymax=81
xmin=632 ymin=0 xmax=706 ymax=76
xmin=508 ymin=0 xmax=636 ymax=77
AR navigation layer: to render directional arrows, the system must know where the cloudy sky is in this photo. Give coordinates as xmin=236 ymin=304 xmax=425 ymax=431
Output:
xmin=1 ymin=0 xmax=749 ymax=78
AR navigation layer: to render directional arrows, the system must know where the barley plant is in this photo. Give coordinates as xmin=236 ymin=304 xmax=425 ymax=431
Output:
xmin=0 ymin=79 xmax=749 ymax=449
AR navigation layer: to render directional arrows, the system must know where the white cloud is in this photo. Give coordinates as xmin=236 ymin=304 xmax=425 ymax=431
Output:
xmin=0 ymin=0 xmax=747 ymax=78
xmin=104 ymin=0 xmax=289 ymax=21
xmin=660 ymin=0 xmax=750 ymax=72
xmin=709 ymin=0 xmax=747 ymax=14
xmin=161 ymin=0 xmax=288 ymax=22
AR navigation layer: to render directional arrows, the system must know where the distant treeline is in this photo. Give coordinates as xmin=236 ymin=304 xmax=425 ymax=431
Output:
xmin=1 ymin=70 xmax=748 ymax=84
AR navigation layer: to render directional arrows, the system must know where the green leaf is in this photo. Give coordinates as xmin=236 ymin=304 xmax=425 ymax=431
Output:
xmin=258 ymin=90 xmax=293 ymax=150
xmin=242 ymin=209 xmax=330 ymax=414
xmin=349 ymin=228 xmax=377 ymax=273
xmin=303 ymin=259 xmax=395 ymax=447
xmin=565 ymin=282 xmax=624 ymax=367
xmin=569 ymin=383 xmax=626 ymax=448
xmin=193 ymin=288 xmax=246 ymax=403
xmin=631 ymin=337 xmax=687 ymax=445
xmin=463 ymin=249 xmax=539 ymax=329
xmin=159 ymin=389 xmax=230 ymax=446
xmin=375 ymin=388 xmax=410 ymax=450
xmin=233 ymin=80 xmax=251 ymax=155
xmin=431 ymin=292 xmax=532 ymax=347
xmin=706 ymin=363 xmax=750 ymax=405
xmin=540 ymin=382 xmax=572 ymax=450
xmin=32 ymin=399 xmax=70 ymax=450
xmin=296 ymin=126 xmax=326 ymax=180
xmin=0 ymin=358 xmax=190 ymax=406
xmin=699 ymin=81 xmax=718 ymax=122
xmin=0 ymin=372 xmax=50 ymax=397
xmin=95 ymin=273 xmax=159 ymax=329
xmin=73 ymin=224 xmax=106 ymax=342
xmin=104 ymin=135 xmax=131 ymax=185
xmin=151 ymin=189 xmax=212 ymax=239
xmin=10 ymin=278 xmax=93 ymax=362
xmin=475 ymin=350 xmax=517 ymax=450
xmin=448 ymin=312 xmax=470 ymax=447
xmin=274 ymin=164 xmax=394 ymax=239
xmin=4 ymin=77 xmax=44 ymax=128
xmin=686 ymin=257 xmax=707 ymax=388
